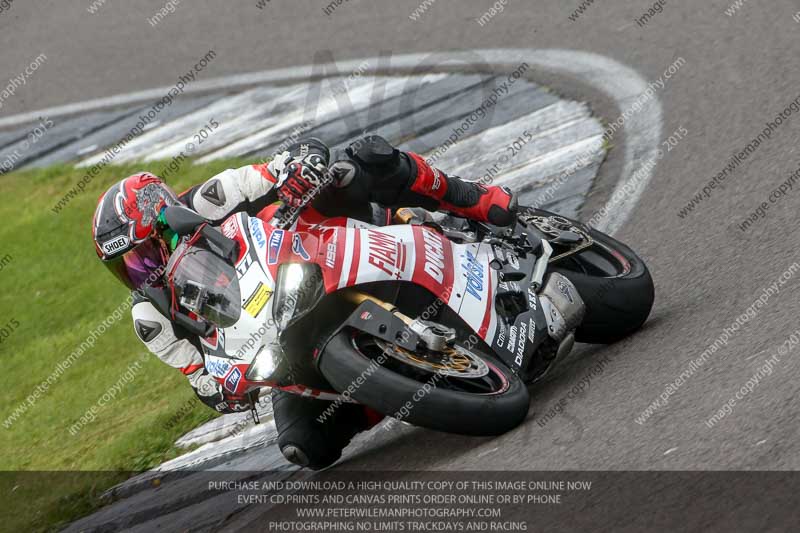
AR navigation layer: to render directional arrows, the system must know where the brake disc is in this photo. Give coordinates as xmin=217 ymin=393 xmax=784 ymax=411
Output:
xmin=375 ymin=340 xmax=490 ymax=378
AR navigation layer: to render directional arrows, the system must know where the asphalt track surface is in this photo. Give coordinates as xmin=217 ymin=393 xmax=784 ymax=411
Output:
xmin=5 ymin=0 xmax=800 ymax=529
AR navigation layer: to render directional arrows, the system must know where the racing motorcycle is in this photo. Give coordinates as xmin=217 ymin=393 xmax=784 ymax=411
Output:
xmin=153 ymin=187 xmax=653 ymax=436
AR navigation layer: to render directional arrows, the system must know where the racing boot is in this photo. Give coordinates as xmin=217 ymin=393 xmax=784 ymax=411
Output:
xmin=404 ymin=152 xmax=518 ymax=226
xmin=337 ymin=135 xmax=517 ymax=226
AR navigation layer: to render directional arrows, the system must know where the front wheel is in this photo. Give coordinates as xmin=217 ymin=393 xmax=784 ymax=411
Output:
xmin=318 ymin=331 xmax=530 ymax=436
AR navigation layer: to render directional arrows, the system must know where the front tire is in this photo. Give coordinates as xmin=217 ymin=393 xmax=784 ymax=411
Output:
xmin=318 ymin=331 xmax=530 ymax=436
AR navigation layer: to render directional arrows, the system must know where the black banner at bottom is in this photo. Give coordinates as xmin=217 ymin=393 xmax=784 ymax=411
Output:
xmin=5 ymin=470 xmax=800 ymax=532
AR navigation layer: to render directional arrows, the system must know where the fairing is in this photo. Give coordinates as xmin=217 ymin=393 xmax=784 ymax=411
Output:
xmin=197 ymin=205 xmax=543 ymax=397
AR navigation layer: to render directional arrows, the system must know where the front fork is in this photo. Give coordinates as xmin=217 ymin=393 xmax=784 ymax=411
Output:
xmin=342 ymin=291 xmax=414 ymax=325
xmin=341 ymin=291 xmax=456 ymax=353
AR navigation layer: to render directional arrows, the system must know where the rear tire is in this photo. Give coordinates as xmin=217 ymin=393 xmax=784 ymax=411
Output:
xmin=319 ymin=331 xmax=530 ymax=436
xmin=552 ymin=228 xmax=654 ymax=344
xmin=521 ymin=207 xmax=654 ymax=344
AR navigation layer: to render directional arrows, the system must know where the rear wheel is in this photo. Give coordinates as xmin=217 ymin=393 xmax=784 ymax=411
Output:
xmin=522 ymin=208 xmax=655 ymax=344
xmin=318 ymin=331 xmax=530 ymax=436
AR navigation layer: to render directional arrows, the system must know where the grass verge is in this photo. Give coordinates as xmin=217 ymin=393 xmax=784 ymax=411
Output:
xmin=0 ymin=157 xmax=251 ymax=531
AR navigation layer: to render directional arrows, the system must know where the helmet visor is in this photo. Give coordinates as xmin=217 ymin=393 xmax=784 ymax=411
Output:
xmin=104 ymin=239 xmax=166 ymax=290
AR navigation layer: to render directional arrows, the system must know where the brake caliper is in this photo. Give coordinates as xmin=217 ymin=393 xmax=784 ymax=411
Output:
xmin=520 ymin=213 xmax=593 ymax=262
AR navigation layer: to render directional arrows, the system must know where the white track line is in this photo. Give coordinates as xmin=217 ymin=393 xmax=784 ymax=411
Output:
xmin=1 ymin=49 xmax=661 ymax=235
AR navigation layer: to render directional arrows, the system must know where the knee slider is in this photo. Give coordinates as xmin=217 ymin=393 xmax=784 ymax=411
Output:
xmin=345 ymin=135 xmax=417 ymax=205
xmin=347 ymin=135 xmax=398 ymax=169
xmin=280 ymin=444 xmax=311 ymax=467
xmin=277 ymin=431 xmax=344 ymax=470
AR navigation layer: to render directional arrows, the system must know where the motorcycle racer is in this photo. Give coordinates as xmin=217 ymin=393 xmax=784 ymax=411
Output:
xmin=91 ymin=135 xmax=517 ymax=468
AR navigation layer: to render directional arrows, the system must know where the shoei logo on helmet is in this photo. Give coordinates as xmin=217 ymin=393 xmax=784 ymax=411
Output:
xmin=101 ymin=235 xmax=130 ymax=257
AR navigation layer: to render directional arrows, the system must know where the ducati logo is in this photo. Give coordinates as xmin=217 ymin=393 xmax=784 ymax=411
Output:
xmin=421 ymin=228 xmax=445 ymax=283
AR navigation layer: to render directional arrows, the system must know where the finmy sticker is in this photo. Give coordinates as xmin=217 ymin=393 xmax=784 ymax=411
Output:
xmin=243 ymin=282 xmax=272 ymax=317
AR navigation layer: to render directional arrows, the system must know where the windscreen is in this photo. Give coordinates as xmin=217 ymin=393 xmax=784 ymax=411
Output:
xmin=167 ymin=244 xmax=242 ymax=328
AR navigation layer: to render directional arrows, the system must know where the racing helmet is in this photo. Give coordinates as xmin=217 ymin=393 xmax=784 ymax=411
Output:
xmin=92 ymin=172 xmax=180 ymax=290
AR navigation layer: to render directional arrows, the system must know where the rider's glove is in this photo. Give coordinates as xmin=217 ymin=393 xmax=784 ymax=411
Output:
xmin=217 ymin=389 xmax=260 ymax=414
xmin=201 ymin=388 xmax=256 ymax=414
xmin=276 ymin=155 xmax=328 ymax=208
xmin=193 ymin=372 xmax=258 ymax=414
xmin=275 ymin=138 xmax=331 ymax=209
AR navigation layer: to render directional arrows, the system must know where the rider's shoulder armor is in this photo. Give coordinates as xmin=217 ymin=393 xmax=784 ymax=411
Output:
xmin=131 ymin=298 xmax=204 ymax=370
xmin=186 ymin=166 xmax=279 ymax=223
